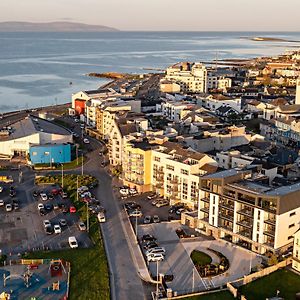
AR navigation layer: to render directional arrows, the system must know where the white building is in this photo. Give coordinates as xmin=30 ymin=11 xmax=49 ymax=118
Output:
xmin=292 ymin=230 xmax=300 ymax=273
xmin=159 ymin=100 xmax=196 ymax=122
xmin=165 ymin=62 xmax=208 ymax=93
xmin=296 ymin=78 xmax=300 ymax=105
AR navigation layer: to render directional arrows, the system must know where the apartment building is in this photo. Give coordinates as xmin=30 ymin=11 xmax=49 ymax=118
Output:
xmin=159 ymin=100 xmax=196 ymax=122
xmin=165 ymin=62 xmax=208 ymax=93
xmin=197 ymin=168 xmax=300 ymax=254
xmin=292 ymin=229 xmax=300 ymax=273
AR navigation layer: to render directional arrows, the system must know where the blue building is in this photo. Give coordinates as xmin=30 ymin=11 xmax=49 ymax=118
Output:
xmin=29 ymin=143 xmax=74 ymax=165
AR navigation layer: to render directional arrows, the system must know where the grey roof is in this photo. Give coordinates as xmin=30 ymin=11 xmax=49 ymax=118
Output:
xmin=201 ymin=169 xmax=241 ymax=179
xmin=265 ymin=182 xmax=300 ymax=196
xmin=0 ymin=116 xmax=71 ymax=141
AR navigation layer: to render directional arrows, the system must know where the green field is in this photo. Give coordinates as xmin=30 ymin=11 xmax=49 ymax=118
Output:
xmin=25 ymin=174 xmax=110 ymax=300
xmin=190 ymin=250 xmax=212 ymax=266
xmin=239 ymin=269 xmax=300 ymax=300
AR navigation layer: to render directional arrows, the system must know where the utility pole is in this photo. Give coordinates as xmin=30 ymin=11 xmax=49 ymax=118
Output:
xmin=76 ymin=144 xmax=78 ymax=165
xmin=135 ymin=215 xmax=138 ymax=243
xmin=87 ymin=201 xmax=89 ymax=233
xmin=76 ymin=175 xmax=79 ymax=202
xmin=156 ymin=260 xmax=159 ymax=300
xmin=192 ymin=268 xmax=195 ymax=293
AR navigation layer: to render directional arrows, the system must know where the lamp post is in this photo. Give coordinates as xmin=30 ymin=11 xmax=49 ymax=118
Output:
xmin=156 ymin=260 xmax=159 ymax=300
xmin=61 ymin=163 xmax=64 ymax=189
xmin=81 ymin=153 xmax=84 ymax=176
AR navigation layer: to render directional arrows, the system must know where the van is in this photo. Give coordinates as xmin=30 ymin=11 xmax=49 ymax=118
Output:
xmin=97 ymin=212 xmax=106 ymax=223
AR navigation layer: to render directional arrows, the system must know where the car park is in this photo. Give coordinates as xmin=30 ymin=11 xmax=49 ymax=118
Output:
xmin=153 ymin=215 xmax=160 ymax=223
xmin=78 ymin=222 xmax=86 ymax=231
xmin=143 ymin=215 xmax=151 ymax=224
xmin=5 ymin=203 xmax=12 ymax=212
xmin=0 ymin=199 xmax=4 ymax=206
xmin=40 ymin=193 xmax=48 ymax=201
xmin=156 ymin=200 xmax=169 ymax=208
xmin=54 ymin=224 xmax=62 ymax=234
xmin=68 ymin=236 xmax=78 ymax=248
xmin=147 ymin=253 xmax=164 ymax=262
xmin=128 ymin=209 xmax=143 ymax=217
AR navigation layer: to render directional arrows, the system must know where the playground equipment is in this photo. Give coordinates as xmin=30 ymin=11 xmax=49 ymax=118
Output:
xmin=0 ymin=292 xmax=10 ymax=300
xmin=49 ymin=260 xmax=66 ymax=277
xmin=3 ymin=266 xmax=33 ymax=288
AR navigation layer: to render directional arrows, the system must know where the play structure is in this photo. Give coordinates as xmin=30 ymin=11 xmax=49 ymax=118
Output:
xmin=3 ymin=265 xmax=33 ymax=288
xmin=0 ymin=292 xmax=10 ymax=300
xmin=49 ymin=260 xmax=66 ymax=277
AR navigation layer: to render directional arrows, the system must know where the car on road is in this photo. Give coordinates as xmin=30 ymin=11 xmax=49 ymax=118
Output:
xmin=147 ymin=253 xmax=164 ymax=262
xmin=54 ymin=224 xmax=62 ymax=234
xmin=128 ymin=209 xmax=143 ymax=217
xmin=45 ymin=225 xmax=54 ymax=235
xmin=43 ymin=220 xmax=51 ymax=227
xmin=143 ymin=215 xmax=151 ymax=224
xmin=40 ymin=193 xmax=48 ymax=201
xmin=78 ymin=222 xmax=86 ymax=231
xmin=83 ymin=138 xmax=90 ymax=144
xmin=68 ymin=236 xmax=78 ymax=249
xmin=0 ymin=199 xmax=4 ymax=206
xmin=156 ymin=199 xmax=169 ymax=208
xmin=5 ymin=203 xmax=12 ymax=212
xmin=153 ymin=215 xmax=160 ymax=223
xmin=141 ymin=234 xmax=157 ymax=243
xmin=38 ymin=203 xmax=44 ymax=210
xmin=146 ymin=247 xmax=166 ymax=256
xmin=59 ymin=219 xmax=67 ymax=227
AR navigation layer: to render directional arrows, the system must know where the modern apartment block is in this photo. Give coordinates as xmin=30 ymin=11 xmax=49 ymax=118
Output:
xmin=165 ymin=62 xmax=208 ymax=93
xmin=197 ymin=168 xmax=300 ymax=254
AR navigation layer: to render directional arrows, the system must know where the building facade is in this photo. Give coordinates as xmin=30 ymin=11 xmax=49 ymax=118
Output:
xmin=292 ymin=230 xmax=300 ymax=273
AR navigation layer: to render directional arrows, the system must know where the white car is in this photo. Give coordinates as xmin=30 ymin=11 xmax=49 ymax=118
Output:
xmin=38 ymin=203 xmax=44 ymax=210
xmin=0 ymin=199 xmax=4 ymax=206
xmin=0 ymin=187 xmax=3 ymax=193
xmin=40 ymin=193 xmax=48 ymax=201
xmin=5 ymin=204 xmax=12 ymax=212
xmin=128 ymin=210 xmax=143 ymax=217
xmin=147 ymin=253 xmax=164 ymax=262
xmin=83 ymin=138 xmax=90 ymax=144
xmin=120 ymin=189 xmax=129 ymax=196
xmin=129 ymin=188 xmax=137 ymax=195
xmin=97 ymin=212 xmax=106 ymax=223
xmin=68 ymin=236 xmax=78 ymax=249
xmin=43 ymin=220 xmax=51 ymax=227
xmin=54 ymin=224 xmax=61 ymax=234
xmin=146 ymin=247 xmax=166 ymax=256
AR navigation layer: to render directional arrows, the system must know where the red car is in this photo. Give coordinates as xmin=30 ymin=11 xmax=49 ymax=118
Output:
xmin=51 ymin=188 xmax=61 ymax=196
xmin=70 ymin=206 xmax=77 ymax=213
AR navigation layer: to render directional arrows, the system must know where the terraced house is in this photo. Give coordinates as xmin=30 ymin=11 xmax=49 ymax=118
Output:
xmin=196 ymin=168 xmax=300 ymax=254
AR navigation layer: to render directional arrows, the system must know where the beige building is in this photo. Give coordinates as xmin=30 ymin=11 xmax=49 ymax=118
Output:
xmin=160 ymin=80 xmax=181 ymax=93
xmin=195 ymin=168 xmax=300 ymax=254
xmin=165 ymin=62 xmax=208 ymax=93
xmin=292 ymin=230 xmax=300 ymax=273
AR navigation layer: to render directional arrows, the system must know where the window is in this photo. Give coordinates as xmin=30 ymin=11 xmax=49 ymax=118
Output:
xmin=288 ymin=235 xmax=293 ymax=240
xmin=32 ymin=152 xmax=37 ymax=156
xmin=44 ymin=151 xmax=50 ymax=155
xmin=290 ymin=212 xmax=296 ymax=217
xmin=181 ymin=169 xmax=189 ymax=175
xmin=289 ymin=223 xmax=295 ymax=229
xmin=166 ymin=165 xmax=174 ymax=171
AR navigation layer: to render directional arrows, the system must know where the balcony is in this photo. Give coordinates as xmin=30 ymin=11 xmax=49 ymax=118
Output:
xmin=238 ymin=229 xmax=252 ymax=239
xmin=218 ymin=222 xmax=233 ymax=231
xmin=237 ymin=208 xmax=254 ymax=218
xmin=236 ymin=219 xmax=252 ymax=229
xmin=264 ymin=218 xmax=276 ymax=225
xmin=223 ymin=191 xmax=236 ymax=199
xmin=200 ymin=197 xmax=210 ymax=203
xmin=199 ymin=216 xmax=209 ymax=223
xmin=263 ymin=239 xmax=274 ymax=247
xmin=200 ymin=207 xmax=209 ymax=213
xmin=219 ymin=214 xmax=234 ymax=222
xmin=219 ymin=201 xmax=234 ymax=210
xmin=263 ymin=230 xmax=275 ymax=237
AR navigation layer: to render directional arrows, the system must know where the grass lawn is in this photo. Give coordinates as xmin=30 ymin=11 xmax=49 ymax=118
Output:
xmin=34 ymin=156 xmax=86 ymax=171
xmin=191 ymin=250 xmax=212 ymax=266
xmin=25 ymin=174 xmax=109 ymax=300
xmin=239 ymin=269 xmax=300 ymax=300
xmin=182 ymin=290 xmax=234 ymax=300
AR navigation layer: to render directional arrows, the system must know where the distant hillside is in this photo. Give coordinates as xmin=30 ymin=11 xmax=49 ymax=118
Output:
xmin=0 ymin=21 xmax=119 ymax=32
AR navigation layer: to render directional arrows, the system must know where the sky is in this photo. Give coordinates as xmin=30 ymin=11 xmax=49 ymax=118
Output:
xmin=0 ymin=0 xmax=300 ymax=31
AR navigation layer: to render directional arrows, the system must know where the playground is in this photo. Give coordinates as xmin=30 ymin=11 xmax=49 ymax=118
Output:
xmin=0 ymin=259 xmax=70 ymax=300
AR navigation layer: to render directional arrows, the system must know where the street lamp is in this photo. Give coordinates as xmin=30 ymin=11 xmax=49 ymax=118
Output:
xmin=61 ymin=163 xmax=64 ymax=189
xmin=156 ymin=260 xmax=159 ymax=300
xmin=81 ymin=153 xmax=84 ymax=176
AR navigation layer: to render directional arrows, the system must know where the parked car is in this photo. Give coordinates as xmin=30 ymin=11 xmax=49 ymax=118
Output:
xmin=51 ymin=188 xmax=61 ymax=196
xmin=153 ymin=215 xmax=160 ymax=223
xmin=61 ymin=192 xmax=68 ymax=199
xmin=141 ymin=234 xmax=157 ymax=243
xmin=128 ymin=209 xmax=143 ymax=217
xmin=156 ymin=200 xmax=169 ymax=208
xmin=13 ymin=202 xmax=19 ymax=210
xmin=169 ymin=204 xmax=184 ymax=214
xmin=120 ymin=188 xmax=129 ymax=196
xmin=53 ymin=203 xmax=59 ymax=210
xmin=45 ymin=225 xmax=54 ymax=235
xmin=0 ymin=186 xmax=3 ymax=193
xmin=62 ymin=206 xmax=69 ymax=214
xmin=78 ymin=222 xmax=86 ymax=231
xmin=125 ymin=202 xmax=141 ymax=211
xmin=147 ymin=193 xmax=157 ymax=200
xmin=83 ymin=138 xmax=90 ymax=144
xmin=45 ymin=203 xmax=53 ymax=211
xmin=32 ymin=190 xmax=39 ymax=197
xmin=40 ymin=193 xmax=48 ymax=201
xmin=38 ymin=203 xmax=44 ymax=210
xmin=69 ymin=206 xmax=77 ymax=213
xmin=59 ymin=219 xmax=67 ymax=227
xmin=0 ymin=199 xmax=4 ymax=206
xmin=47 ymin=194 xmax=54 ymax=200
xmin=151 ymin=199 xmax=161 ymax=206
xmin=43 ymin=220 xmax=51 ymax=228
xmin=54 ymin=224 xmax=62 ymax=234
xmin=147 ymin=253 xmax=164 ymax=262
xmin=129 ymin=188 xmax=137 ymax=195
xmin=143 ymin=215 xmax=151 ymax=224
xmin=5 ymin=203 xmax=12 ymax=212
xmin=97 ymin=212 xmax=106 ymax=223
xmin=176 ymin=208 xmax=185 ymax=215
xmin=68 ymin=236 xmax=78 ymax=248
xmin=9 ymin=190 xmax=16 ymax=197
xmin=143 ymin=241 xmax=159 ymax=250
xmin=39 ymin=208 xmax=47 ymax=216
xmin=146 ymin=247 xmax=166 ymax=256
